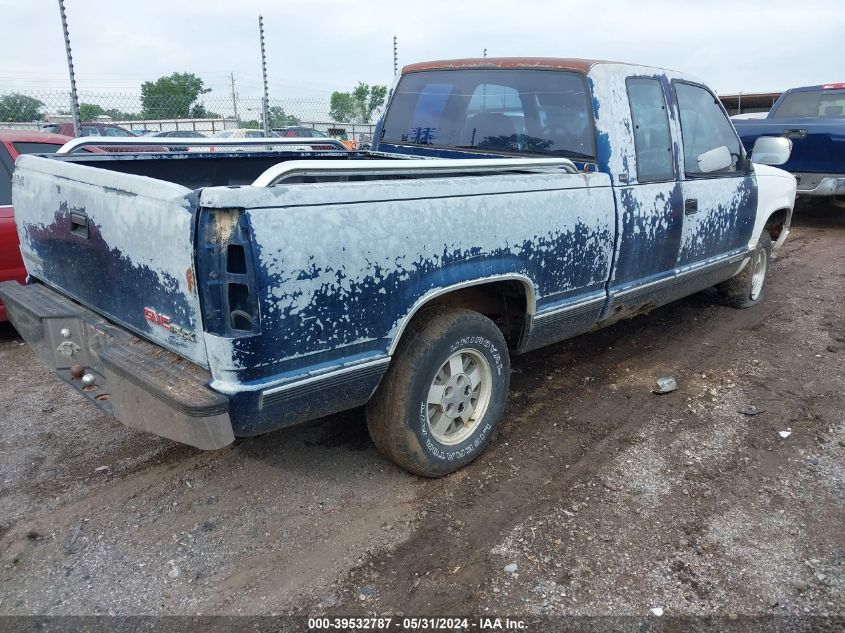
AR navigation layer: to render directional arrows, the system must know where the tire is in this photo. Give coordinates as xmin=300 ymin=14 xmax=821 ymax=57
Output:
xmin=366 ymin=307 xmax=510 ymax=477
xmin=717 ymin=232 xmax=772 ymax=308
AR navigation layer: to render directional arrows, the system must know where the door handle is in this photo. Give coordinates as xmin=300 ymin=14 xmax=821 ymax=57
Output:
xmin=70 ymin=212 xmax=89 ymax=238
xmin=684 ymin=198 xmax=698 ymax=215
xmin=783 ymin=128 xmax=807 ymax=139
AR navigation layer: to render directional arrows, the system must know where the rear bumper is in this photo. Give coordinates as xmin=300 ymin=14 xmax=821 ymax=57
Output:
xmin=793 ymin=172 xmax=845 ymax=196
xmin=0 ymin=281 xmax=234 ymax=450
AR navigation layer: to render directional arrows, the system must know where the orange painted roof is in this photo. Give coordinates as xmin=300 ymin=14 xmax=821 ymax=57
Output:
xmin=402 ymin=57 xmax=614 ymax=74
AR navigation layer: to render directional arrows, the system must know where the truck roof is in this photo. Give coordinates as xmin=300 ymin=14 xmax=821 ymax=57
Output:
xmin=400 ymin=56 xmax=688 ymax=77
xmin=402 ymin=57 xmax=609 ymax=75
xmin=785 ymin=83 xmax=845 ymax=92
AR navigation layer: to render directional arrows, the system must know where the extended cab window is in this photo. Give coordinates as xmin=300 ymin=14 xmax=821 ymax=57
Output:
xmin=626 ymin=78 xmax=674 ymax=182
xmin=675 ymin=82 xmax=742 ymax=176
xmin=382 ymin=69 xmax=595 ymax=159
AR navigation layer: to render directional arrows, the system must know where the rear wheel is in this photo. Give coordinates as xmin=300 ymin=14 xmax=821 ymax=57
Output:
xmin=366 ymin=307 xmax=510 ymax=477
xmin=717 ymin=232 xmax=772 ymax=308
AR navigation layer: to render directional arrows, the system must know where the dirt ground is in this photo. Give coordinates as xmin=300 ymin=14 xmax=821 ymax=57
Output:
xmin=0 ymin=201 xmax=843 ymax=622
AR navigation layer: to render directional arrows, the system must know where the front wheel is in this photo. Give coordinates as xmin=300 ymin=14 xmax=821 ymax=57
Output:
xmin=717 ymin=232 xmax=772 ymax=308
xmin=366 ymin=307 xmax=510 ymax=477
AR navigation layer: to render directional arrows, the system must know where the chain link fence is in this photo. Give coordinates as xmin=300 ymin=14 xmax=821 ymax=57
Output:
xmin=0 ymin=90 xmax=377 ymax=144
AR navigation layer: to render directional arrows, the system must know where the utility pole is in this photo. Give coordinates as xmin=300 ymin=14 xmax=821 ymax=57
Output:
xmin=393 ymin=35 xmax=398 ymax=75
xmin=230 ymin=72 xmax=239 ymax=124
xmin=57 ymin=0 xmax=80 ymax=136
xmin=258 ymin=15 xmax=270 ymax=135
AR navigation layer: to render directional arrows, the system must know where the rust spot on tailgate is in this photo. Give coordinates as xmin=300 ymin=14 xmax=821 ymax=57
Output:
xmin=209 ymin=208 xmax=241 ymax=244
xmin=186 ymin=267 xmax=195 ymax=294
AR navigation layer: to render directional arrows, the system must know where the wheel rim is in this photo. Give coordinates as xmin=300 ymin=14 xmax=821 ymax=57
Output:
xmin=426 ymin=348 xmax=492 ymax=445
xmin=750 ymin=248 xmax=768 ymax=301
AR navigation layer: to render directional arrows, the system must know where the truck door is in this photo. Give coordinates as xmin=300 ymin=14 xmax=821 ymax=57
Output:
xmin=604 ymin=76 xmax=684 ymax=320
xmin=673 ymin=81 xmax=757 ymax=266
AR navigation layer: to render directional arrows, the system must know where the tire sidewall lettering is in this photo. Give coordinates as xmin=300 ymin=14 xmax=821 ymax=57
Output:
xmin=414 ymin=329 xmax=507 ymax=464
xmin=449 ymin=336 xmax=504 ymax=376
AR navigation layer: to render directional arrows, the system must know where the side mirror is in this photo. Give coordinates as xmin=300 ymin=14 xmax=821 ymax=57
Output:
xmin=751 ymin=136 xmax=792 ymax=166
xmin=697 ymin=145 xmax=733 ymax=173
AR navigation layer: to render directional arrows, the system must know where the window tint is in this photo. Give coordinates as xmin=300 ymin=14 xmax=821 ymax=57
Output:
xmin=12 ymin=142 xmax=63 ymax=155
xmin=382 ymin=69 xmax=595 ymax=159
xmin=0 ymin=145 xmax=12 ymax=206
xmin=773 ymin=89 xmax=845 ymax=118
xmin=103 ymin=127 xmax=132 ymax=137
xmin=626 ymin=78 xmax=674 ymax=182
xmin=675 ymin=82 xmax=741 ymax=175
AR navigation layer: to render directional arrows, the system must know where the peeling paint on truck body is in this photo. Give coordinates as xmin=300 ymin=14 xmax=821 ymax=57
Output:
xmin=6 ymin=59 xmax=796 ymax=446
xmin=12 ymin=156 xmax=208 ymax=365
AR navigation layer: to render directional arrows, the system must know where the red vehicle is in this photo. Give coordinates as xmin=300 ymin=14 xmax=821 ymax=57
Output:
xmin=42 ymin=121 xmax=136 ymax=138
xmin=0 ymin=130 xmax=77 ymax=321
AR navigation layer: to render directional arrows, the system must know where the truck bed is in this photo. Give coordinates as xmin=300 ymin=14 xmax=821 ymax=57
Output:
xmin=55 ymin=148 xmax=375 ymax=189
xmin=11 ymin=150 xmax=585 ymax=374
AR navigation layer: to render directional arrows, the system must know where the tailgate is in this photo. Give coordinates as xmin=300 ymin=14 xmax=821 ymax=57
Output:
xmin=12 ymin=154 xmax=207 ymax=366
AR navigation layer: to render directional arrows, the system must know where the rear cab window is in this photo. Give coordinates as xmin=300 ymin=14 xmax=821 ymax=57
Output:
xmin=382 ymin=69 xmax=596 ymax=160
xmin=674 ymin=82 xmax=743 ymax=176
xmin=773 ymin=88 xmax=845 ymax=118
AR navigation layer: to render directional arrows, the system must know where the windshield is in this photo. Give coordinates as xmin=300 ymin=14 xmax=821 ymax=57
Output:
xmin=773 ymin=89 xmax=845 ymax=118
xmin=381 ymin=69 xmax=595 ymax=159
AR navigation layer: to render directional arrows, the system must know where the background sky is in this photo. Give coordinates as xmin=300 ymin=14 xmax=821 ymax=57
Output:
xmin=0 ymin=0 xmax=841 ymax=100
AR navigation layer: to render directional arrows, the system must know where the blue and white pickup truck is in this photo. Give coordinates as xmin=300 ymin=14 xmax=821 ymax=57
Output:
xmin=0 ymin=58 xmax=797 ymax=476
xmin=733 ymin=82 xmax=845 ymax=203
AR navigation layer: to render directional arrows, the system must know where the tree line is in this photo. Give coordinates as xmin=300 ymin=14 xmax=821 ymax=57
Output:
xmin=0 ymin=72 xmax=388 ymax=125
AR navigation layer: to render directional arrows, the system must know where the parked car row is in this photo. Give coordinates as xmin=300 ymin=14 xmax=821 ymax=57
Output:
xmin=38 ymin=122 xmax=366 ymax=149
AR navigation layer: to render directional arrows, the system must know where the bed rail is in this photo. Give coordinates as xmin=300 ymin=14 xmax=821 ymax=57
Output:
xmin=251 ymin=157 xmax=579 ymax=187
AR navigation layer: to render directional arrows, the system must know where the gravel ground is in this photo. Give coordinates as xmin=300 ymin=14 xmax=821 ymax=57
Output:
xmin=0 ymin=201 xmax=843 ymax=622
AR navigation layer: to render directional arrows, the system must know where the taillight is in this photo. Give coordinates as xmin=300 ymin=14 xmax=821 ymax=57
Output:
xmin=196 ymin=207 xmax=261 ymax=336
